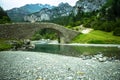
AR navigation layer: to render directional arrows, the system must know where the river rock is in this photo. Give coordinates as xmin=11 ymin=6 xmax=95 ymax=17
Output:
xmin=98 ymin=57 xmax=107 ymax=62
xmin=24 ymin=39 xmax=31 ymax=45
xmin=94 ymin=54 xmax=103 ymax=59
xmin=66 ymin=76 xmax=73 ymax=80
xmin=27 ymin=44 xmax=35 ymax=49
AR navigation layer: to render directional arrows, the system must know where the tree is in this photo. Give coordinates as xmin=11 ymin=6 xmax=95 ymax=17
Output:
xmin=112 ymin=0 xmax=120 ymax=18
xmin=0 ymin=6 xmax=11 ymax=24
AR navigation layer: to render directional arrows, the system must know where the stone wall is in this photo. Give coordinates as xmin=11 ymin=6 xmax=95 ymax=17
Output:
xmin=0 ymin=23 xmax=79 ymax=43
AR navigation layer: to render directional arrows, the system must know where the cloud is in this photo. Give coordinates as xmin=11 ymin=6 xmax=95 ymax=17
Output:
xmin=0 ymin=0 xmax=78 ymax=10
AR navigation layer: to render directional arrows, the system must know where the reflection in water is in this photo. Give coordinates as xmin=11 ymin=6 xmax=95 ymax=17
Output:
xmin=28 ymin=44 xmax=120 ymax=59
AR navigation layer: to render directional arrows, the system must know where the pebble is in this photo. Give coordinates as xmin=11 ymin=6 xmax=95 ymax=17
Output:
xmin=98 ymin=57 xmax=107 ymax=62
xmin=67 ymin=76 xmax=73 ymax=80
xmin=0 ymin=51 xmax=120 ymax=80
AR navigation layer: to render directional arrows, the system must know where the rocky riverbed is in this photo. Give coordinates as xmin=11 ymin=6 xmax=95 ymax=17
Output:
xmin=0 ymin=51 xmax=120 ymax=80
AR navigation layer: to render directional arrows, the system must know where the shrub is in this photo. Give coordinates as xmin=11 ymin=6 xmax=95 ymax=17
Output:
xmin=101 ymin=21 xmax=114 ymax=32
xmin=113 ymin=28 xmax=120 ymax=36
xmin=92 ymin=20 xmax=103 ymax=30
xmin=31 ymin=34 xmax=42 ymax=40
xmin=0 ymin=40 xmax=12 ymax=51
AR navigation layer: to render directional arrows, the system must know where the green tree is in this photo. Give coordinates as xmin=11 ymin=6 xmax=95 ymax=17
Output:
xmin=112 ymin=0 xmax=120 ymax=18
xmin=0 ymin=6 xmax=11 ymax=24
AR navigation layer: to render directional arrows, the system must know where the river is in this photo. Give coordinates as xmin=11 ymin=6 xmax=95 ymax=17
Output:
xmin=28 ymin=41 xmax=120 ymax=60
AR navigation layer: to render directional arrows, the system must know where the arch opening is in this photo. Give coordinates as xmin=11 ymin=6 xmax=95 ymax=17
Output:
xmin=31 ymin=28 xmax=65 ymax=43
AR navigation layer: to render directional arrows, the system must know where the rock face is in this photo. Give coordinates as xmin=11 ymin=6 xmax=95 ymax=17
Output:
xmin=75 ymin=0 xmax=106 ymax=12
xmin=7 ymin=4 xmax=54 ymax=22
xmin=24 ymin=8 xmax=51 ymax=22
xmin=24 ymin=3 xmax=73 ymax=22
xmin=73 ymin=0 xmax=107 ymax=15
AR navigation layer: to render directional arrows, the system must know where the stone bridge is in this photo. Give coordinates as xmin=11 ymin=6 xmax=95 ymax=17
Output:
xmin=0 ymin=23 xmax=79 ymax=43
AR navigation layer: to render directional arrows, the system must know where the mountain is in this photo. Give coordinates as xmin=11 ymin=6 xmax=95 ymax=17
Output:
xmin=24 ymin=3 xmax=73 ymax=22
xmin=7 ymin=0 xmax=107 ymax=22
xmin=24 ymin=0 xmax=107 ymax=22
xmin=6 ymin=4 xmax=54 ymax=22
xmin=73 ymin=0 xmax=107 ymax=15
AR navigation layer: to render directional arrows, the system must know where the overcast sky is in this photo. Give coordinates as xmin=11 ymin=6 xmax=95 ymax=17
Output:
xmin=0 ymin=0 xmax=78 ymax=10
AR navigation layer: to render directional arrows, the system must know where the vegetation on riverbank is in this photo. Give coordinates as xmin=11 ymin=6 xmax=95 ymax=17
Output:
xmin=0 ymin=40 xmax=12 ymax=51
xmin=72 ymin=30 xmax=120 ymax=44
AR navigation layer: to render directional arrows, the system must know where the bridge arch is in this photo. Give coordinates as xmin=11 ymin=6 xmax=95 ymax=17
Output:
xmin=33 ymin=28 xmax=65 ymax=43
xmin=0 ymin=23 xmax=79 ymax=43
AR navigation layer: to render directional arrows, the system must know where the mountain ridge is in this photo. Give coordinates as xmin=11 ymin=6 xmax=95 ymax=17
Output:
xmin=24 ymin=0 xmax=107 ymax=22
xmin=6 ymin=0 xmax=107 ymax=22
xmin=6 ymin=4 xmax=55 ymax=22
xmin=24 ymin=2 xmax=73 ymax=22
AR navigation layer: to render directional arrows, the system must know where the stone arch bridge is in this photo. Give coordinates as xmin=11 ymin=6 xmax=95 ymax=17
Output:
xmin=0 ymin=23 xmax=79 ymax=43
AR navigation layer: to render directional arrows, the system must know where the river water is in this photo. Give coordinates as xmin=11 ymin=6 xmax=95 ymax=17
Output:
xmin=28 ymin=43 xmax=120 ymax=59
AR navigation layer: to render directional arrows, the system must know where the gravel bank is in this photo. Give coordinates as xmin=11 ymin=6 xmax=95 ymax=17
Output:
xmin=0 ymin=51 xmax=120 ymax=80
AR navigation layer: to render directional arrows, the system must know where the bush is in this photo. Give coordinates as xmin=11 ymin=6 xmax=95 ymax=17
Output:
xmin=91 ymin=20 xmax=115 ymax=32
xmin=92 ymin=20 xmax=103 ymax=30
xmin=114 ymin=19 xmax=120 ymax=28
xmin=113 ymin=28 xmax=120 ymax=36
xmin=101 ymin=21 xmax=114 ymax=32
xmin=31 ymin=34 xmax=42 ymax=40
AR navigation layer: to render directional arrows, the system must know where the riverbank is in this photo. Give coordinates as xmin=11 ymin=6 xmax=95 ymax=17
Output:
xmin=0 ymin=40 xmax=12 ymax=51
xmin=48 ymin=42 xmax=120 ymax=47
xmin=0 ymin=51 xmax=120 ymax=80
xmin=32 ymin=39 xmax=120 ymax=47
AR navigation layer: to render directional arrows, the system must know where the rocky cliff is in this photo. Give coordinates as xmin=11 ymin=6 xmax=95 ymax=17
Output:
xmin=73 ymin=0 xmax=107 ymax=15
xmin=24 ymin=3 xmax=73 ymax=22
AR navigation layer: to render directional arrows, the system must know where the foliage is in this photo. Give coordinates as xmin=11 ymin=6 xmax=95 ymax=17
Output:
xmin=31 ymin=29 xmax=57 ymax=40
xmin=11 ymin=40 xmax=24 ymax=49
xmin=100 ymin=0 xmax=120 ymax=19
xmin=72 ymin=30 xmax=120 ymax=44
xmin=112 ymin=0 xmax=120 ymax=18
xmin=0 ymin=40 xmax=12 ymax=51
xmin=113 ymin=28 xmax=120 ymax=36
xmin=0 ymin=7 xmax=11 ymax=24
xmin=31 ymin=33 xmax=42 ymax=40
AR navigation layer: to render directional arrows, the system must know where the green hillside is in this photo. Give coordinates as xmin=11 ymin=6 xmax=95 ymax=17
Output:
xmin=72 ymin=30 xmax=120 ymax=44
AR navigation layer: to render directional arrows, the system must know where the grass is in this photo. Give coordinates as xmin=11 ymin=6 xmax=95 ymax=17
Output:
xmin=0 ymin=40 xmax=12 ymax=51
xmin=72 ymin=30 xmax=120 ymax=44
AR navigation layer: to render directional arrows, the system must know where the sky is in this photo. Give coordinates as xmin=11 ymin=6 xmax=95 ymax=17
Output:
xmin=0 ymin=0 xmax=78 ymax=10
